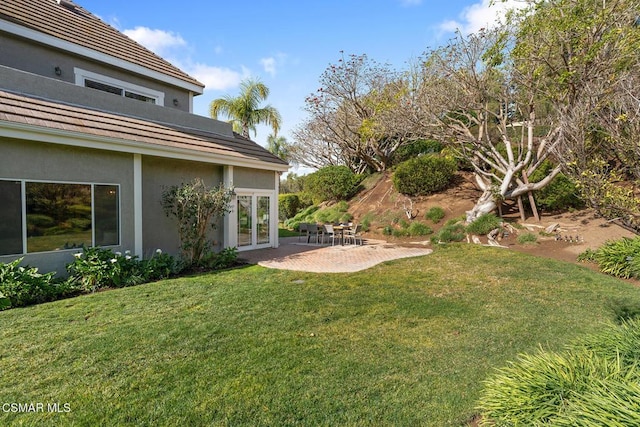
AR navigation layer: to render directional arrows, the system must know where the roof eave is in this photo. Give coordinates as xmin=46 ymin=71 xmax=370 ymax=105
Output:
xmin=0 ymin=121 xmax=290 ymax=172
xmin=0 ymin=19 xmax=205 ymax=95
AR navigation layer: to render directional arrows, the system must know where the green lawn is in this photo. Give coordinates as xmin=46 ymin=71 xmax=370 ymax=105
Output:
xmin=1 ymin=245 xmax=639 ymax=426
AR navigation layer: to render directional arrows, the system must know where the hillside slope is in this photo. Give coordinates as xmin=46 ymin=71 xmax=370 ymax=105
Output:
xmin=346 ymin=171 xmax=637 ymax=269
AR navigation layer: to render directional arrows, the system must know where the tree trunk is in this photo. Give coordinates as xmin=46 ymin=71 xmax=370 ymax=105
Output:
xmin=466 ymin=190 xmax=497 ymax=223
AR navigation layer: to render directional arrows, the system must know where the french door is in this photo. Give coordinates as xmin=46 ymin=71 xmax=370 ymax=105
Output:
xmin=236 ymin=192 xmax=272 ymax=250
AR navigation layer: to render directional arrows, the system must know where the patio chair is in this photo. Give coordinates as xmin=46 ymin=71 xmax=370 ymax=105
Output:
xmin=298 ymin=222 xmax=309 ymax=242
xmin=322 ymin=224 xmax=338 ymax=246
xmin=344 ymin=224 xmax=363 ymax=245
xmin=307 ymin=223 xmax=322 ymax=244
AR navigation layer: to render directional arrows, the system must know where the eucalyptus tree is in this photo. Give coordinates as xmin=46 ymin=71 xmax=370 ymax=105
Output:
xmin=209 ymin=78 xmax=282 ymax=139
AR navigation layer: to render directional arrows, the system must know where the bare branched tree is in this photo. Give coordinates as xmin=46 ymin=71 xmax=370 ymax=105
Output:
xmin=419 ymin=26 xmax=561 ymax=222
xmin=291 ymin=53 xmax=424 ymax=173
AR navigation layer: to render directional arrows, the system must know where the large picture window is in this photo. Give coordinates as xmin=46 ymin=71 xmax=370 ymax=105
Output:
xmin=0 ymin=181 xmax=23 ymax=256
xmin=0 ymin=180 xmax=120 ymax=255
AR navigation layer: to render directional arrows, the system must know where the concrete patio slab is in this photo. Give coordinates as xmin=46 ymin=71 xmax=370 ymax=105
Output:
xmin=239 ymin=237 xmax=432 ymax=273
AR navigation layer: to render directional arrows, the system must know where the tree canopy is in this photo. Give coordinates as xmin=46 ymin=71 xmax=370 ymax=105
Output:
xmin=291 ymin=0 xmax=640 ymax=227
xmin=291 ymin=53 xmax=424 ymax=173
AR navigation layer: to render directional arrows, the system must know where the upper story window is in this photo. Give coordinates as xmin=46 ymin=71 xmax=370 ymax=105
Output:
xmin=74 ymin=68 xmax=165 ymax=106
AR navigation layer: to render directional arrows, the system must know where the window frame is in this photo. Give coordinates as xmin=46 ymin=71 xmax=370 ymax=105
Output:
xmin=74 ymin=67 xmax=165 ymax=106
xmin=0 ymin=178 xmax=121 ymax=256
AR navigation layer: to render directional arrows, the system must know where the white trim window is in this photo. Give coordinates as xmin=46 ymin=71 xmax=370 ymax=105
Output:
xmin=74 ymin=68 xmax=165 ymax=106
xmin=0 ymin=179 xmax=120 ymax=255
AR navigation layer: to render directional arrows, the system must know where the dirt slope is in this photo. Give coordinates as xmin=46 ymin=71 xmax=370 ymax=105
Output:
xmin=347 ymin=171 xmax=637 ymax=268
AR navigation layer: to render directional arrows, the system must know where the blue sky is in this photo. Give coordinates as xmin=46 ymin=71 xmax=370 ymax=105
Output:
xmin=77 ymin=0 xmax=519 ymax=170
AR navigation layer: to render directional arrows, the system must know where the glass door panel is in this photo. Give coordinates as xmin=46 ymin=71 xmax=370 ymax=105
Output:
xmin=237 ymin=195 xmax=252 ymax=247
xmin=257 ymin=196 xmax=270 ymax=245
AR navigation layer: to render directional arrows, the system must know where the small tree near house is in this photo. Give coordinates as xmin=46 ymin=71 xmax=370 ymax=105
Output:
xmin=161 ymin=178 xmax=232 ymax=266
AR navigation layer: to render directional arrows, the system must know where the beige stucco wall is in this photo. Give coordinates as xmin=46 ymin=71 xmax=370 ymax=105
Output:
xmin=0 ymin=138 xmax=135 ymax=274
xmin=141 ymin=156 xmax=224 ymax=258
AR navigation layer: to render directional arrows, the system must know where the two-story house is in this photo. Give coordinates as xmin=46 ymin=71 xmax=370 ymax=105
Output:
xmin=0 ymin=0 xmax=289 ymax=274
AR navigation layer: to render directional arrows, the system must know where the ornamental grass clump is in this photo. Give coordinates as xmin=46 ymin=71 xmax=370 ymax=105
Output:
xmin=517 ymin=232 xmax=538 ymax=245
xmin=579 ymin=237 xmax=640 ymax=279
xmin=478 ymin=319 xmax=640 ymax=426
xmin=465 ymin=213 xmax=502 ymax=235
xmin=425 ymin=206 xmax=446 ymax=224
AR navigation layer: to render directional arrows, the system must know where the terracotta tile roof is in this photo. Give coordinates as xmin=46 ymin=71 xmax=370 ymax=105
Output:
xmin=0 ymin=90 xmax=289 ymax=170
xmin=0 ymin=0 xmax=204 ymax=90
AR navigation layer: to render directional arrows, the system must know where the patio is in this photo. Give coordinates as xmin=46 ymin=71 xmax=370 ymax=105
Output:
xmin=239 ymin=237 xmax=433 ymax=273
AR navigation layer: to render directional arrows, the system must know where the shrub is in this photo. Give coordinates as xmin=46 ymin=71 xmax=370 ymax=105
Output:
xmin=517 ymin=232 xmax=538 ymax=244
xmin=67 ymin=247 xmax=144 ymax=291
xmin=408 ymin=222 xmax=433 ymax=236
xmin=285 ymin=203 xmax=353 ymax=230
xmin=431 ymin=223 xmax=466 ymax=244
xmin=478 ymin=320 xmax=640 ymax=426
xmin=393 ymin=155 xmax=457 ymax=196
xmin=201 ymin=247 xmax=238 ymax=270
xmin=0 ymin=291 xmax=10 ymax=310
xmin=0 ymin=258 xmax=74 ymax=309
xmin=278 ymin=193 xmax=300 ymax=221
xmin=67 ymin=247 xmax=180 ymax=291
xmin=304 ymin=166 xmax=363 ymax=203
xmin=360 ymin=213 xmax=375 ymax=232
xmin=284 ymin=205 xmax=319 ymax=231
xmin=392 ymin=228 xmax=409 ymax=237
xmin=425 ymin=206 xmax=446 ymax=223
xmin=465 ymin=213 xmax=502 ymax=235
xmin=392 ymin=139 xmax=443 ymax=165
xmin=143 ymin=249 xmax=180 ymax=281
xmin=315 ymin=201 xmax=350 ymax=224
xmin=529 ymin=161 xmax=585 ymax=212
xmin=161 ymin=178 xmax=232 ymax=267
xmin=577 ymin=248 xmax=598 ymax=263
xmin=591 ymin=237 xmax=640 ymax=279
xmin=386 ymin=220 xmax=433 ymax=238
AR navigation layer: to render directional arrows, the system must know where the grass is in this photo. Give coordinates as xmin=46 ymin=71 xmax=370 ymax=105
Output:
xmin=517 ymin=232 xmax=538 ymax=244
xmin=278 ymin=227 xmax=299 ymax=238
xmin=1 ymin=245 xmax=640 ymax=426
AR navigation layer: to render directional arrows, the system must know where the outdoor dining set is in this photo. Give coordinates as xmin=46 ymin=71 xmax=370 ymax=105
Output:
xmin=298 ymin=223 xmax=364 ymax=246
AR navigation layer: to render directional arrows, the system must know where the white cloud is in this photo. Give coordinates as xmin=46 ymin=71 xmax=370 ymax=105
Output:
xmin=260 ymin=57 xmax=277 ymax=77
xmin=187 ymin=63 xmax=250 ymax=91
xmin=259 ymin=53 xmax=289 ymax=77
xmin=438 ymin=0 xmax=525 ymax=35
xmin=123 ymin=26 xmax=186 ymax=57
xmin=121 ymin=26 xmax=246 ymax=92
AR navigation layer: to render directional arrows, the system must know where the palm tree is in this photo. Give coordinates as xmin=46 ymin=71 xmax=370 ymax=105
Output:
xmin=209 ymin=78 xmax=282 ymax=139
xmin=266 ymin=134 xmax=291 ymax=162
